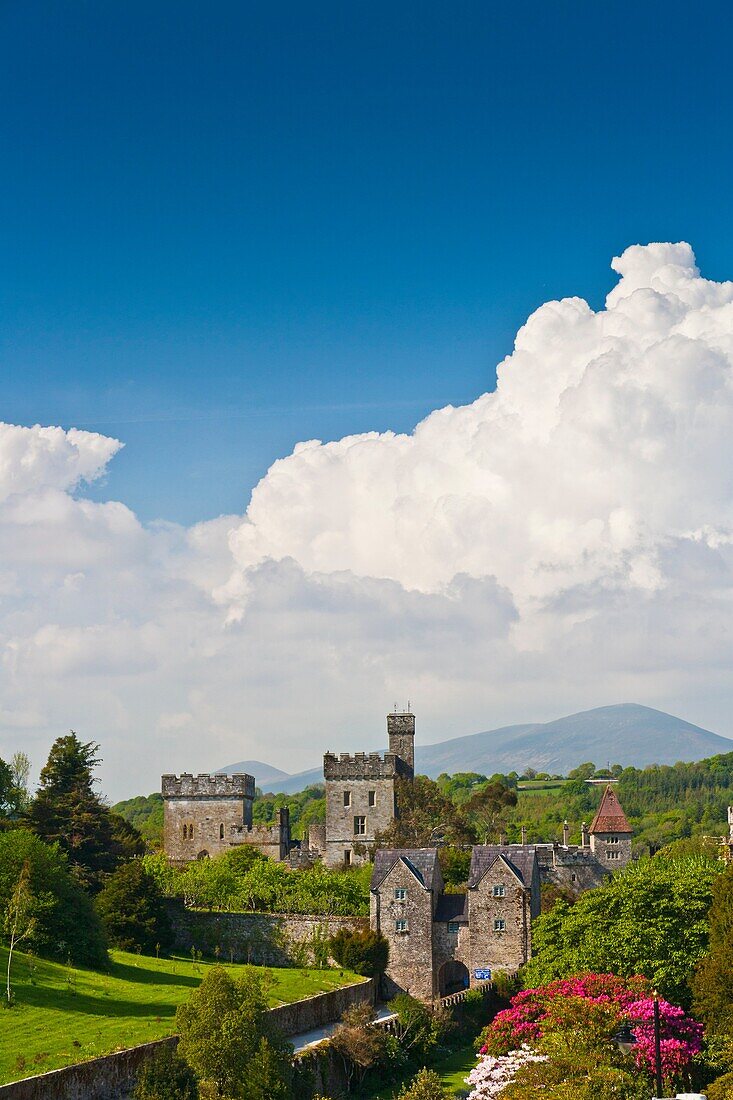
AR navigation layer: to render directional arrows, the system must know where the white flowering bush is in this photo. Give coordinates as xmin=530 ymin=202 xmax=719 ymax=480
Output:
xmin=465 ymin=1044 xmax=547 ymax=1099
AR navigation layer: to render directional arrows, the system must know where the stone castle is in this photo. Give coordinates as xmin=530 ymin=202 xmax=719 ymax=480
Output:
xmin=161 ymin=772 xmax=291 ymax=864
xmin=161 ymin=711 xmax=634 ymax=1001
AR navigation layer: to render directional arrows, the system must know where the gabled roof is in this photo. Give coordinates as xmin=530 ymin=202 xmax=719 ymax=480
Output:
xmin=589 ymin=785 xmax=632 ymax=834
xmin=467 ymin=845 xmax=537 ymax=889
xmin=371 ymin=848 xmax=440 ymax=892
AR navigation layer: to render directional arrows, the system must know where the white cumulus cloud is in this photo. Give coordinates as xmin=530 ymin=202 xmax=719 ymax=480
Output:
xmin=2 ymin=242 xmax=733 ymax=799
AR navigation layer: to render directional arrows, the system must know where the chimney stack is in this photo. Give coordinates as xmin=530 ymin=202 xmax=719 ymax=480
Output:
xmin=562 ymin=820 xmax=569 ymax=846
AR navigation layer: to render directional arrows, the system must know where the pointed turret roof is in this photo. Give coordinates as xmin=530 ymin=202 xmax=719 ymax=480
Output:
xmin=590 ymin=784 xmax=631 ymax=834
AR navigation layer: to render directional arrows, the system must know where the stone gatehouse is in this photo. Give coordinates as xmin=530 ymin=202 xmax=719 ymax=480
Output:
xmin=371 ymin=785 xmax=633 ymax=1002
xmin=370 ymin=845 xmax=540 ymax=1003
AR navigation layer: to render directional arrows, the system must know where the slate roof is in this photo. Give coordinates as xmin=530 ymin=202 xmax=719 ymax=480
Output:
xmin=371 ymin=848 xmax=440 ymax=891
xmin=467 ymin=845 xmax=537 ymax=889
xmin=589 ymin=785 xmax=632 ymax=834
xmin=433 ymin=893 xmax=468 ymax=923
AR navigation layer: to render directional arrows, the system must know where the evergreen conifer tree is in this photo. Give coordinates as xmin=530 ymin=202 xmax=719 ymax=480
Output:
xmin=26 ymin=732 xmax=142 ymax=890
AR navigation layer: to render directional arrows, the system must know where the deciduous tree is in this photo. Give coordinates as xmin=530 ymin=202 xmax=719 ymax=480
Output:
xmin=176 ymin=965 xmax=293 ymax=1099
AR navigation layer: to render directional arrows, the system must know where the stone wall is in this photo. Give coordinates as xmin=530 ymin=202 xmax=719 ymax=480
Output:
xmin=0 ymin=980 xmax=374 ymax=1100
xmin=0 ymin=1038 xmax=178 ymax=1100
xmin=168 ymin=902 xmax=367 ymax=965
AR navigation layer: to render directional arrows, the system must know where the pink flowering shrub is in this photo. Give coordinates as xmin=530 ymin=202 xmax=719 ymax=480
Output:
xmin=478 ymin=973 xmax=651 ymax=1056
xmin=465 ymin=1045 xmax=548 ymax=1100
xmin=477 ymin=973 xmax=702 ymax=1085
xmin=626 ymin=998 xmax=703 ymax=1081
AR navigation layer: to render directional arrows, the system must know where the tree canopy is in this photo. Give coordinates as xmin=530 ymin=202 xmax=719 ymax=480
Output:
xmin=0 ymin=829 xmax=108 ymax=967
xmin=96 ymin=860 xmax=173 ymax=953
xmin=524 ymin=854 xmax=722 ymax=1005
xmin=26 ymin=732 xmax=143 ymax=889
xmin=176 ymin=965 xmax=293 ymax=1099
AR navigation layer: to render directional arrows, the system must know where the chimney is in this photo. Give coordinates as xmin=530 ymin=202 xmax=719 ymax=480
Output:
xmin=520 ymin=825 xmax=527 ymax=846
xmin=562 ymin=820 xmax=569 ymax=846
xmin=387 ymin=710 xmax=415 ymax=776
xmin=581 ymin=821 xmax=589 ymax=849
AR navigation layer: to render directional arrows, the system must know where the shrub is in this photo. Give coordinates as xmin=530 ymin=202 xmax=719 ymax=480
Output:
xmin=707 ymin=1070 xmax=733 ymax=1100
xmin=397 ymin=1067 xmax=450 ymax=1099
xmin=329 ymin=927 xmax=388 ymax=976
xmin=132 ymin=1045 xmax=198 ymax=1100
xmin=96 ymin=861 xmax=173 ymax=954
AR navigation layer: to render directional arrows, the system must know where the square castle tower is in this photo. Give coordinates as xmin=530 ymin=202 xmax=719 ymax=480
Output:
xmin=321 ymin=711 xmax=415 ymax=867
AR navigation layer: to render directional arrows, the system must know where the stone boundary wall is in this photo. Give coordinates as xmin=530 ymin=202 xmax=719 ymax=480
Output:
xmin=0 ymin=979 xmax=373 ymax=1100
xmin=0 ymin=1038 xmax=178 ymax=1100
xmin=168 ymin=902 xmax=367 ymax=965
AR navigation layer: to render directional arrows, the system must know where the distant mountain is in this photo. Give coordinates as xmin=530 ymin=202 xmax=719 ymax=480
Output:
xmin=220 ymin=704 xmax=733 ymax=793
xmin=415 ymin=704 xmax=733 ymax=777
xmin=217 ymin=759 xmax=291 ymax=788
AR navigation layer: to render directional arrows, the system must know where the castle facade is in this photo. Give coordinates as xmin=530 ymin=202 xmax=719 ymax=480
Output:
xmin=162 ymin=772 xmax=291 ymax=864
xmin=371 ymin=784 xmax=633 ymax=1001
xmin=317 ymin=711 xmax=415 ymax=867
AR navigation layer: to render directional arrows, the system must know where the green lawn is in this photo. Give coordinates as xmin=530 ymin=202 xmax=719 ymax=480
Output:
xmin=363 ymin=1041 xmax=477 ymax=1099
xmin=0 ymin=946 xmax=362 ymax=1085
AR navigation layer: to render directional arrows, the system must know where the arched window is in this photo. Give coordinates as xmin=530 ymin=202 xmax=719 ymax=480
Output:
xmin=189 ymin=823 xmax=194 ymax=839
xmin=182 ymin=823 xmax=187 ymax=840
xmin=219 ymin=823 xmax=225 ymax=839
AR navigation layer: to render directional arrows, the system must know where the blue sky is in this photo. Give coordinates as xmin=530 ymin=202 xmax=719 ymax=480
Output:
xmin=3 ymin=0 xmax=732 ymax=524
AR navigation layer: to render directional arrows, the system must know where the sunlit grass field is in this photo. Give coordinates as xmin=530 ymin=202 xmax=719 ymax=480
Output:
xmin=0 ymin=946 xmax=362 ymax=1084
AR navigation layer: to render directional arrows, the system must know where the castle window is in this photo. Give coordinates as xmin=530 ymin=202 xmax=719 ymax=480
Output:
xmin=493 ymin=919 xmax=506 ymax=932
xmin=492 ymin=885 xmax=506 ymax=897
xmin=343 ymin=790 xmax=351 ymax=808
xmin=394 ymin=888 xmax=407 ymax=900
xmin=344 ymin=849 xmax=352 ymax=865
xmin=606 ymin=850 xmax=620 ymax=860
xmin=368 ymin=790 xmax=376 ymax=807
xmin=354 ymin=815 xmax=366 ymax=836
xmin=219 ymin=823 xmax=224 ymax=839
xmin=395 ymin=919 xmax=408 ymax=933
xmin=571 ymin=873 xmax=577 ymax=883
xmin=182 ymin=824 xmax=187 ymax=840
xmin=447 ymin=921 xmax=460 ymax=934
xmin=608 ymin=836 xmax=620 ymax=844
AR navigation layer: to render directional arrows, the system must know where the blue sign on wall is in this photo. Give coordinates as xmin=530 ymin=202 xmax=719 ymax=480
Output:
xmin=474 ymin=968 xmax=492 ymax=981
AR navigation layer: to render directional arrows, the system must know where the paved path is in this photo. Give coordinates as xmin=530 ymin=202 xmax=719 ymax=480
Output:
xmin=292 ymin=1005 xmax=397 ymax=1053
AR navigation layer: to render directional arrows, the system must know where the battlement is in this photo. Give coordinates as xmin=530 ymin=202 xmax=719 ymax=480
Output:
xmin=323 ymin=750 xmax=410 ymax=781
xmin=161 ymin=772 xmax=255 ymax=799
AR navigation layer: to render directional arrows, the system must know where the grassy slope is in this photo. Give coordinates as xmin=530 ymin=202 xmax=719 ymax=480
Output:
xmin=0 ymin=947 xmax=361 ymax=1085
xmin=364 ymin=1042 xmax=477 ymax=1099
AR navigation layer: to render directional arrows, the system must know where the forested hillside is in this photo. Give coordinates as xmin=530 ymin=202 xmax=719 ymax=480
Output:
xmin=508 ymin=753 xmax=733 ymax=851
xmin=114 ymin=751 xmax=733 ymax=856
